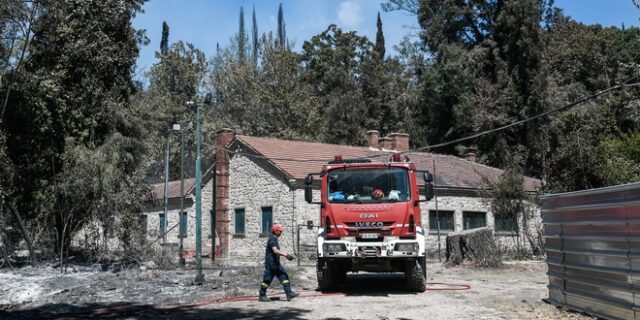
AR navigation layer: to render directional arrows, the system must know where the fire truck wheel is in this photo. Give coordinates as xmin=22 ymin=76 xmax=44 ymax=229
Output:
xmin=406 ymin=260 xmax=426 ymax=292
xmin=317 ymin=259 xmax=337 ymax=291
xmin=419 ymin=256 xmax=427 ymax=278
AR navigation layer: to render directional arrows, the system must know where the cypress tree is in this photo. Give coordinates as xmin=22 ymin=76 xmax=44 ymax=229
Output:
xmin=238 ymin=6 xmax=246 ymax=62
xmin=252 ymin=5 xmax=258 ymax=67
xmin=160 ymin=21 xmax=169 ymax=55
xmin=277 ymin=3 xmax=286 ymax=50
xmin=374 ymin=12 xmax=385 ymax=60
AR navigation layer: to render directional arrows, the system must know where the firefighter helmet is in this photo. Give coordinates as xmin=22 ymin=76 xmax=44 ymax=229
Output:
xmin=271 ymin=224 xmax=284 ymax=233
xmin=372 ymin=188 xmax=384 ymax=199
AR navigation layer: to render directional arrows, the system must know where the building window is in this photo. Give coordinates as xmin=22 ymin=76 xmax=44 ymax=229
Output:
xmin=495 ymin=215 xmax=518 ymax=233
xmin=159 ymin=213 xmax=166 ymax=236
xmin=235 ymin=209 xmax=245 ymax=235
xmin=179 ymin=211 xmax=187 ymax=238
xmin=108 ymin=219 xmax=116 ymax=239
xmin=429 ymin=210 xmax=454 ymax=232
xmin=261 ymin=207 xmax=273 ymax=236
xmin=463 ymin=211 xmax=487 ymax=230
xmin=140 ymin=214 xmax=148 ymax=233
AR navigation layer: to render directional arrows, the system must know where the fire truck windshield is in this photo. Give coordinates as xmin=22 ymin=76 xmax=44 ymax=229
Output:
xmin=327 ymin=168 xmax=410 ymax=203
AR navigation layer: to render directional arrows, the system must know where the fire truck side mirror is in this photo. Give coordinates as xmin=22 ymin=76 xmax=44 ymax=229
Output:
xmin=424 ymin=172 xmax=434 ymax=201
xmin=304 ymin=174 xmax=313 ymax=203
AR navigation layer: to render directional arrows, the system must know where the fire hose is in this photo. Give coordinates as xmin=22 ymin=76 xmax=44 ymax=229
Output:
xmin=41 ymin=283 xmax=470 ymax=319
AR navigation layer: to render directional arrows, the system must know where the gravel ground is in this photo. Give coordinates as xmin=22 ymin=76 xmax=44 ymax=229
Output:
xmin=200 ymin=260 xmax=595 ymax=320
xmin=0 ymin=260 xmax=595 ymax=319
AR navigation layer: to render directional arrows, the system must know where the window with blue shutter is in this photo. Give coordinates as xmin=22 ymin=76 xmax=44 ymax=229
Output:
xmin=179 ymin=211 xmax=187 ymax=238
xmin=235 ymin=209 xmax=245 ymax=235
xmin=261 ymin=207 xmax=273 ymax=236
xmin=159 ymin=213 xmax=166 ymax=236
xmin=140 ymin=214 xmax=148 ymax=233
xmin=108 ymin=219 xmax=116 ymax=239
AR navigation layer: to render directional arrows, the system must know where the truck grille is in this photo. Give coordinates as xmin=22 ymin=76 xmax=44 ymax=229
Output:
xmin=361 ymin=246 xmax=379 ymax=257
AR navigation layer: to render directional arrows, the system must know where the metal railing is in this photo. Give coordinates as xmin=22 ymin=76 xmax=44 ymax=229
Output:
xmin=542 ymin=182 xmax=640 ymax=320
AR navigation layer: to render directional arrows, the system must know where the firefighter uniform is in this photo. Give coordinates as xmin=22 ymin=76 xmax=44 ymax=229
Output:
xmin=259 ymin=233 xmax=293 ymax=297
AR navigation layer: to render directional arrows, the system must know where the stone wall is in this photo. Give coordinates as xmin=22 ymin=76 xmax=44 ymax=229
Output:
xmin=142 ymin=194 xmax=215 ymax=254
xmin=227 ymin=155 xmax=296 ymax=259
xmin=418 ymin=196 xmax=541 ymax=257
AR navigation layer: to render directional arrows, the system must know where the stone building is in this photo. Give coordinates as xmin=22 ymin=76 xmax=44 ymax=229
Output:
xmin=142 ymin=129 xmax=542 ymax=260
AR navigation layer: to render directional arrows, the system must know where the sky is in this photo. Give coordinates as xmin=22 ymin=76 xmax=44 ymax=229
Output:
xmin=132 ymin=0 xmax=640 ymax=82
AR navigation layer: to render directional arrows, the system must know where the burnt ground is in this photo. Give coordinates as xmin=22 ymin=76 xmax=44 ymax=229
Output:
xmin=0 ymin=260 xmax=595 ymax=320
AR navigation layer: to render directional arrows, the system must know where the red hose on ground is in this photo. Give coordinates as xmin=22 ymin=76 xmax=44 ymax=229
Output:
xmin=43 ymin=283 xmax=471 ymax=319
xmin=425 ymin=282 xmax=471 ymax=291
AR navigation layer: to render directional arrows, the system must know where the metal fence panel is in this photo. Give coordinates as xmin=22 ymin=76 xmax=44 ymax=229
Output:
xmin=542 ymin=182 xmax=640 ymax=320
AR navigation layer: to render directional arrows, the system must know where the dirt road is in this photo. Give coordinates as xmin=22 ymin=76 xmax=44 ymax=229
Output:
xmin=1 ymin=260 xmax=592 ymax=319
xmin=197 ymin=261 xmax=591 ymax=320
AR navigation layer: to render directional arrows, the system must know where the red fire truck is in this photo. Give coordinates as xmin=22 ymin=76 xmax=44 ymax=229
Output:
xmin=304 ymin=154 xmax=434 ymax=292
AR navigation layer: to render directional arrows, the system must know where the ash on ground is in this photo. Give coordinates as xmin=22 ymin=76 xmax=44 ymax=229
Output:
xmin=0 ymin=259 xmax=309 ymax=317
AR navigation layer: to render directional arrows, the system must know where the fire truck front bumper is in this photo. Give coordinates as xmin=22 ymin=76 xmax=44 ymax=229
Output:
xmin=319 ymin=238 xmax=425 ymax=258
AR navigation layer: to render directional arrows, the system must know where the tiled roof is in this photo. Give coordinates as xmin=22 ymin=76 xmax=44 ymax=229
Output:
xmin=235 ymin=135 xmax=541 ymax=191
xmin=151 ymin=178 xmax=196 ymax=200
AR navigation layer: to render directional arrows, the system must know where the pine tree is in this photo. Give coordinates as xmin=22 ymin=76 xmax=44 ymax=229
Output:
xmin=277 ymin=3 xmax=286 ymax=50
xmin=160 ymin=21 xmax=169 ymax=55
xmin=252 ymin=5 xmax=258 ymax=68
xmin=374 ymin=12 xmax=385 ymax=60
xmin=238 ymin=6 xmax=246 ymax=63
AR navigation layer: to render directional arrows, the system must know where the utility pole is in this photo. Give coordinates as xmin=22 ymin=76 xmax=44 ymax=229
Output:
xmin=190 ymin=93 xmax=212 ymax=285
xmin=433 ymin=159 xmax=441 ymax=262
xmin=162 ymin=133 xmax=171 ymax=243
xmin=174 ymin=123 xmax=185 ymax=267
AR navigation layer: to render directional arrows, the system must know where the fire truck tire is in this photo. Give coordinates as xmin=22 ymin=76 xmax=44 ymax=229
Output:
xmin=317 ymin=259 xmax=336 ymax=291
xmin=406 ymin=260 xmax=426 ymax=292
xmin=419 ymin=256 xmax=427 ymax=278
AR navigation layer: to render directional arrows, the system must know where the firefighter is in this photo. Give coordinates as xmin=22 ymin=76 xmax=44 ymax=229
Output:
xmin=258 ymin=224 xmax=299 ymax=302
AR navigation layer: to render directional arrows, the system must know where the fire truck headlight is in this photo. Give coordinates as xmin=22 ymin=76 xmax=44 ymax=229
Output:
xmin=394 ymin=242 xmax=418 ymax=252
xmin=323 ymin=243 xmax=346 ymax=253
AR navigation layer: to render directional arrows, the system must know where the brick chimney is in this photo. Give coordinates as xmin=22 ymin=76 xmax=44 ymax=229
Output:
xmin=388 ymin=133 xmax=410 ymax=151
xmin=378 ymin=137 xmax=392 ymax=150
xmin=366 ymin=130 xmax=380 ymax=149
xmin=463 ymin=147 xmax=477 ymax=162
xmin=214 ymin=128 xmax=234 ymax=258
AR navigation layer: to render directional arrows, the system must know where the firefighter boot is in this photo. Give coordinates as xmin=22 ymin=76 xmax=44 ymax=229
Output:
xmin=286 ymin=291 xmax=299 ymax=301
xmin=259 ymin=295 xmax=270 ymax=302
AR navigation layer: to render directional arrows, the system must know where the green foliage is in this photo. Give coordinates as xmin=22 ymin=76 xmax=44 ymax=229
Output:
xmin=480 ymin=166 xmax=532 ymax=222
xmin=277 ymin=3 xmax=287 ymax=50
xmin=301 ymin=25 xmax=372 ymax=145
xmin=374 ymin=12 xmax=385 ymax=60
xmin=251 ymin=6 xmax=258 ymax=68
xmin=2 ymin=0 xmax=147 ymax=256
xmin=480 ymin=164 xmax=543 ymax=255
xmin=595 ymin=132 xmax=640 ymax=185
xmin=238 ymin=6 xmax=247 ymax=63
xmin=210 ymin=32 xmax=319 ymax=140
xmin=160 ymin=21 xmax=169 ymax=55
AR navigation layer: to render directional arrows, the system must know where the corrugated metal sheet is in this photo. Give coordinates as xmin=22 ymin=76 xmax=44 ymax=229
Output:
xmin=542 ymin=182 xmax=640 ymax=320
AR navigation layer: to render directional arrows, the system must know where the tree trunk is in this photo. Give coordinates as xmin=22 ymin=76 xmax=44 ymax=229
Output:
xmin=445 ymin=227 xmax=502 ymax=268
xmin=6 ymin=200 xmax=35 ymax=266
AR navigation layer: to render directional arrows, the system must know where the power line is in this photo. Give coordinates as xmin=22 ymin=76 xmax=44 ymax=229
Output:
xmin=213 ymin=79 xmax=640 ymax=163
xmin=414 ymin=80 xmax=640 ymax=152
